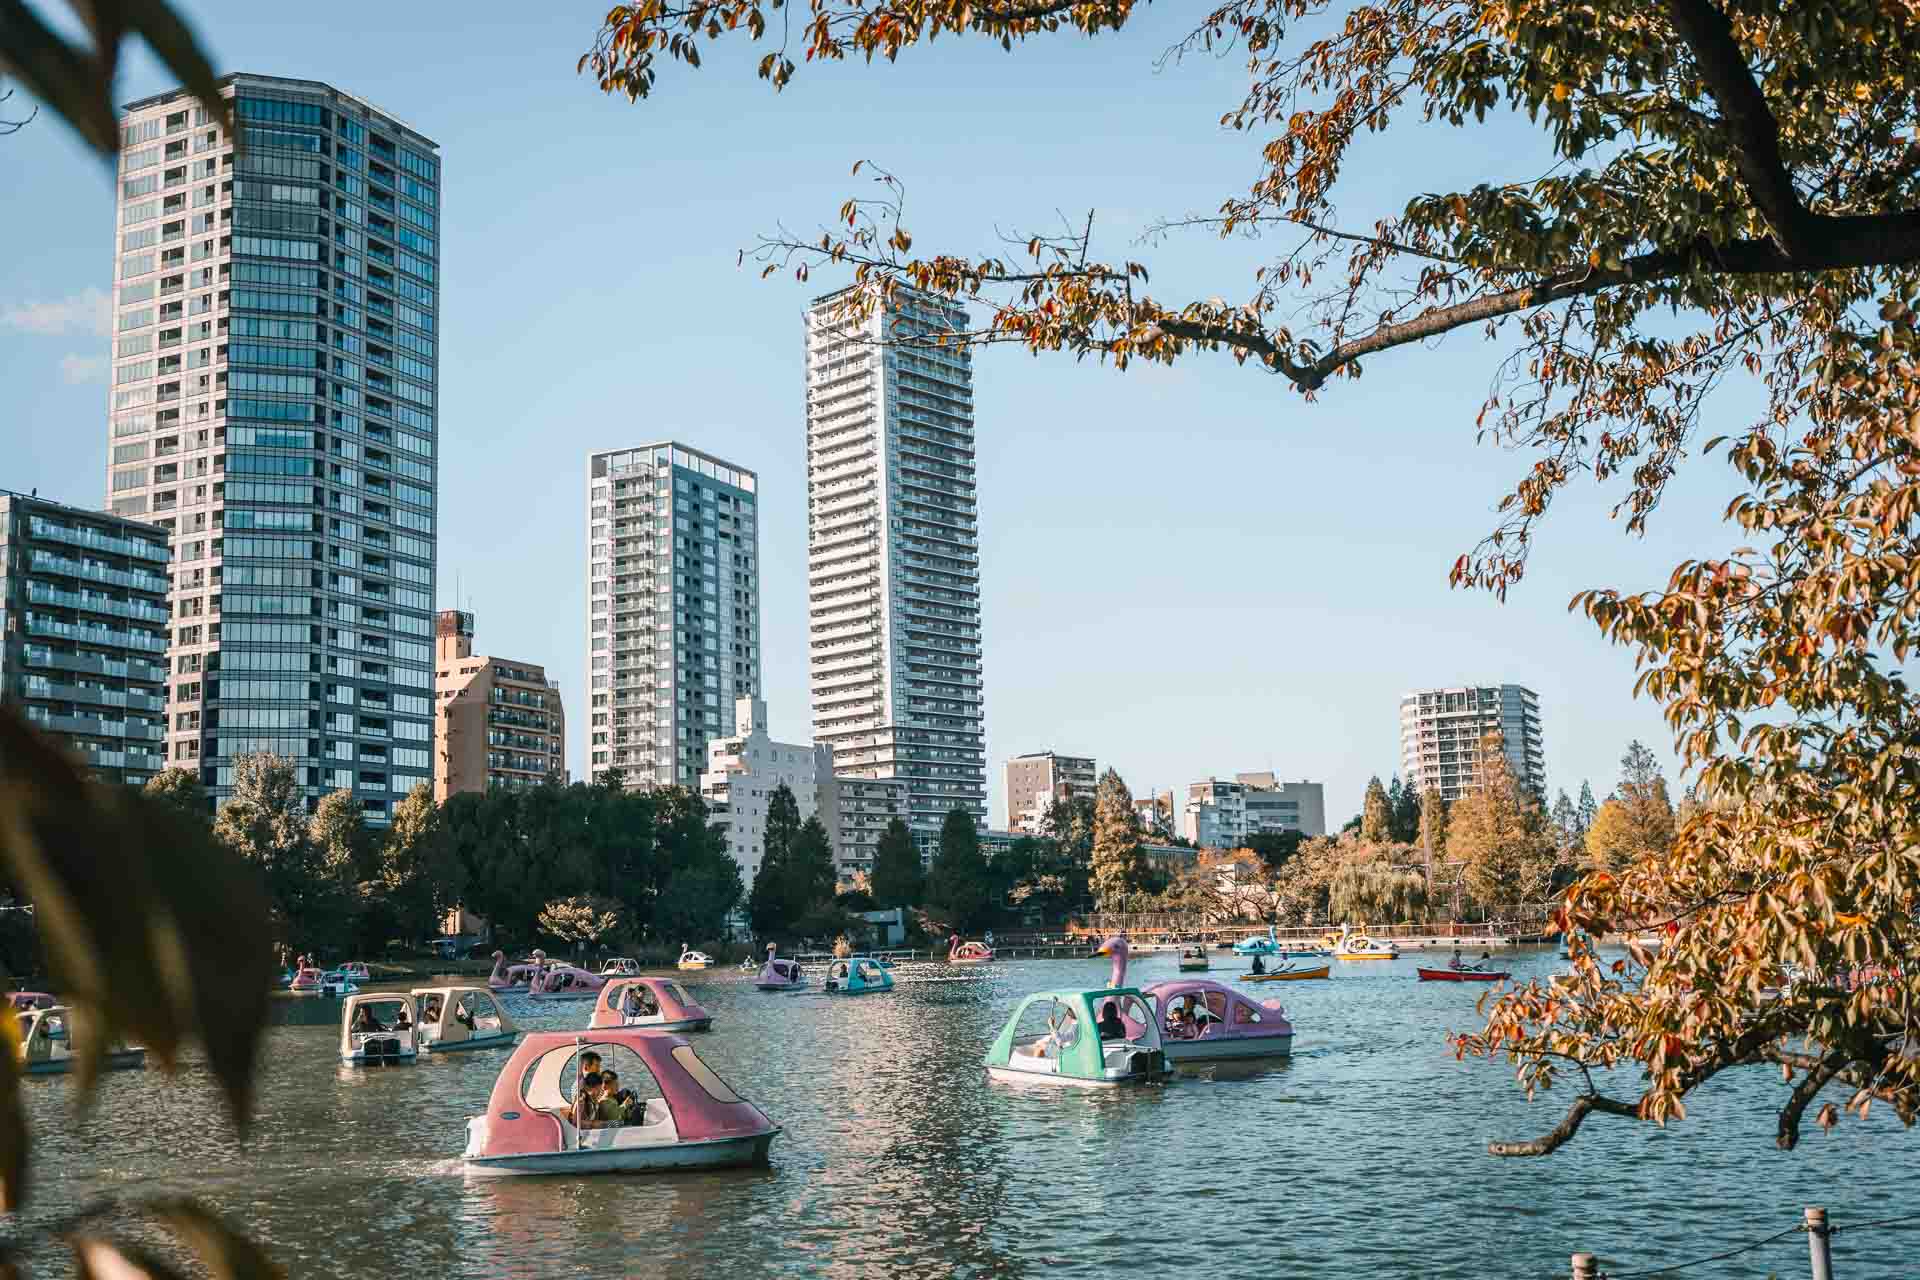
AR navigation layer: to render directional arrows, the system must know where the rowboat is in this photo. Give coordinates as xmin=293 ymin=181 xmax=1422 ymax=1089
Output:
xmin=1416 ymin=966 xmax=1510 ymax=983
xmin=1238 ymin=965 xmax=1330 ymax=982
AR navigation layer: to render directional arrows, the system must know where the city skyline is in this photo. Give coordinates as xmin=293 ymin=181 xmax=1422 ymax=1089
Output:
xmin=1 ymin=4 xmax=1697 ymax=826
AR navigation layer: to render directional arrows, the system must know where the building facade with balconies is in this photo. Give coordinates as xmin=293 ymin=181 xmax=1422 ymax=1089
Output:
xmin=1183 ymin=774 xmax=1327 ymax=846
xmin=433 ymin=610 xmax=564 ymax=800
xmin=804 ymin=287 xmax=987 ymax=847
xmin=106 ymin=74 xmax=440 ymax=822
xmin=586 ymin=443 xmax=759 ymax=790
xmin=1399 ymin=683 xmax=1546 ymax=802
xmin=0 ymin=491 xmax=170 ymax=786
xmin=1003 ymin=750 xmax=1097 ymax=833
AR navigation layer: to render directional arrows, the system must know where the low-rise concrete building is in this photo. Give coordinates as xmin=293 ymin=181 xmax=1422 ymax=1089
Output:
xmin=700 ymin=696 xmax=834 ymax=884
xmin=1183 ymin=774 xmax=1327 ymax=846
xmin=0 ymin=491 xmax=169 ymax=786
xmin=1003 ymin=750 xmax=1097 ymax=833
xmin=433 ymin=610 xmax=565 ymax=801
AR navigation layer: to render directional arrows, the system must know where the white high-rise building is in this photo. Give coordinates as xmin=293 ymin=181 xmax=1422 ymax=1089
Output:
xmin=804 ymin=288 xmax=986 ymax=847
xmin=107 ymin=74 xmax=440 ymax=820
xmin=1399 ymin=683 xmax=1545 ymax=802
xmin=586 ymin=443 xmax=760 ymax=789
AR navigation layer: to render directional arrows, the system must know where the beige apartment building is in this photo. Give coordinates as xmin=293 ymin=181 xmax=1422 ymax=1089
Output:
xmin=1003 ymin=750 xmax=1097 ymax=833
xmin=434 ymin=610 xmax=564 ymax=800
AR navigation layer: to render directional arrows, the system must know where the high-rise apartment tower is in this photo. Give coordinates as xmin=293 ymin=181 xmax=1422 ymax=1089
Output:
xmin=107 ymin=74 xmax=440 ymax=820
xmin=804 ymin=287 xmax=987 ymax=846
xmin=1399 ymin=683 xmax=1545 ymax=802
xmin=586 ymin=444 xmax=760 ymax=789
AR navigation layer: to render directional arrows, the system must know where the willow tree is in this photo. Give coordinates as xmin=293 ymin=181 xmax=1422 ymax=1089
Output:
xmin=583 ymin=0 xmax=1920 ymax=1155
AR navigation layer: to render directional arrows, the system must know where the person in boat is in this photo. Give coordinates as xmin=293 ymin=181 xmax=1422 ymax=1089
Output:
xmin=392 ymin=1003 xmax=412 ymax=1031
xmin=1478 ymin=950 xmax=1493 ymax=970
xmin=454 ymin=999 xmax=476 ymax=1031
xmin=576 ymin=1050 xmax=603 ymax=1099
xmin=1096 ymin=1000 xmax=1126 ymax=1041
xmin=574 ymin=1072 xmax=607 ymax=1133
xmin=1250 ymin=952 xmax=1266 ymax=975
xmin=350 ymin=1004 xmax=385 ymax=1034
xmin=1450 ymin=947 xmax=1465 ymax=970
xmin=420 ymin=994 xmax=443 ymax=1023
xmin=598 ymin=1070 xmax=631 ymax=1125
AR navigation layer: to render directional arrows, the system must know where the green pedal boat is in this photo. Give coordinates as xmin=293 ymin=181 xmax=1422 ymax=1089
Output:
xmin=983 ymin=987 xmax=1172 ymax=1088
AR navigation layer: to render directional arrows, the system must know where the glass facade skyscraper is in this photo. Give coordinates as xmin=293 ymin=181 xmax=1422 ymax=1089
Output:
xmin=107 ymin=74 xmax=439 ymax=820
xmin=804 ymin=288 xmax=987 ymax=846
xmin=586 ymin=444 xmax=761 ymax=789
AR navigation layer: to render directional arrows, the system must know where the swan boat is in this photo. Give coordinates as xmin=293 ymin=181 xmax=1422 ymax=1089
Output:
xmin=824 ymin=955 xmax=894 ymax=995
xmin=1326 ymin=925 xmax=1400 ymax=960
xmin=487 ymin=950 xmax=552 ymax=993
xmin=589 ymin=978 xmax=714 ymax=1033
xmin=948 ymin=936 xmax=995 ymax=965
xmin=414 ymin=987 xmax=520 ymax=1053
xmin=340 ymin=993 xmax=419 ymax=1064
xmin=601 ymin=958 xmax=644 ymax=977
xmin=1231 ymin=925 xmax=1284 ymax=956
xmin=288 ymin=966 xmax=326 ymax=994
xmin=319 ymin=971 xmax=361 ymax=997
xmin=529 ymin=965 xmax=610 ymax=1001
xmin=462 ymin=1029 xmax=779 ymax=1175
xmin=17 ymin=1006 xmax=146 ymax=1075
xmin=754 ymin=945 xmax=807 ymax=992
xmin=677 ymin=946 xmax=715 ymax=972
xmin=1144 ymin=979 xmax=1294 ymax=1062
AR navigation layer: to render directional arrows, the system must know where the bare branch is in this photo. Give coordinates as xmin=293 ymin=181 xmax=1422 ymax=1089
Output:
xmin=1487 ymin=1092 xmax=1642 ymax=1157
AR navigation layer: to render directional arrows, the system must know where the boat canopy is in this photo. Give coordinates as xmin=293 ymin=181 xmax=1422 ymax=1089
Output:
xmin=589 ymin=977 xmax=706 ymax=1028
xmin=1145 ymin=980 xmax=1287 ymax=1030
xmin=986 ymin=987 xmax=1163 ymax=1078
xmin=411 ymin=986 xmax=516 ymax=1046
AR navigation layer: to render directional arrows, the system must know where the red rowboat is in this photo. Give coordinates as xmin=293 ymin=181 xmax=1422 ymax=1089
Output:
xmin=1417 ymin=967 xmax=1511 ymax=983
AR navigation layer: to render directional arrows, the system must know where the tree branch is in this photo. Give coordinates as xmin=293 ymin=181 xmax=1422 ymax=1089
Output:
xmin=1487 ymin=1092 xmax=1642 ymax=1157
xmin=1774 ymin=1050 xmax=1847 ymax=1150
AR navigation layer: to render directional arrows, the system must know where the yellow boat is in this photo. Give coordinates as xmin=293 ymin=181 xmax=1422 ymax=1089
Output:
xmin=1238 ymin=964 xmax=1330 ymax=982
xmin=1325 ymin=925 xmax=1399 ymax=960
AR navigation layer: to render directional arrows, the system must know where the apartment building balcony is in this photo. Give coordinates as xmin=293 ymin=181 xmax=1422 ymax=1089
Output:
xmin=27 ymin=519 xmax=167 ymax=562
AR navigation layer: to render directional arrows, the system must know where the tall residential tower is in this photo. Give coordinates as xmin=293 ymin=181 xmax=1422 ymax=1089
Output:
xmin=586 ymin=444 xmax=760 ymax=789
xmin=108 ymin=74 xmax=440 ymax=820
xmin=804 ymin=288 xmax=987 ymax=847
xmin=1399 ymin=683 xmax=1545 ymax=802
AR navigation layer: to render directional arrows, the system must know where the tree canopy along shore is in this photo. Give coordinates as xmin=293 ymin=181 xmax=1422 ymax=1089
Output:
xmin=580 ymin=0 xmax=1920 ymax=1155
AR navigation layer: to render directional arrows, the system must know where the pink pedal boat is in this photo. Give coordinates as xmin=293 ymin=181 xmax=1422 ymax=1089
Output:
xmin=462 ymin=1029 xmax=778 ymax=1175
xmin=528 ymin=965 xmax=609 ymax=1001
xmin=754 ymin=944 xmax=807 ymax=992
xmin=589 ymin=978 xmax=713 ymax=1032
xmin=1142 ymin=978 xmax=1295 ymax=1063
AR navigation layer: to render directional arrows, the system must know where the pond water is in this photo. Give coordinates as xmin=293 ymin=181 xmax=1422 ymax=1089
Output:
xmin=21 ymin=949 xmax=1916 ymax=1278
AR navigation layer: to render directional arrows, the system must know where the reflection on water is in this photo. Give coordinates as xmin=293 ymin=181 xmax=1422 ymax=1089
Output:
xmin=22 ymin=952 xmax=1919 ymax=1278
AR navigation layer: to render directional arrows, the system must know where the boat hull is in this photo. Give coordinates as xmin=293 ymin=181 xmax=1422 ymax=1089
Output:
xmin=676 ymin=962 xmax=711 ymax=972
xmin=421 ymin=1032 xmax=519 ymax=1054
xmin=1163 ymin=1033 xmax=1293 ymax=1063
xmin=24 ymin=1048 xmax=146 ymax=1075
xmin=464 ymin=1130 xmax=777 ymax=1176
xmin=1239 ymin=965 xmax=1330 ymax=982
xmin=527 ymin=990 xmax=602 ymax=1001
xmin=754 ymin=982 xmax=807 ymax=992
xmin=985 ymin=1064 xmax=1164 ymax=1089
xmin=343 ymin=1048 xmax=418 ymax=1065
xmin=1416 ymin=968 xmax=1510 ymax=982
xmin=1176 ymin=960 xmax=1209 ymax=972
xmin=1334 ymin=952 xmax=1397 ymax=960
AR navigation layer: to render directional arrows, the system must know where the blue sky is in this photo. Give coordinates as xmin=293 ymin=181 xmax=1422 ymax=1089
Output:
xmin=0 ymin=2 xmax=1749 ymax=825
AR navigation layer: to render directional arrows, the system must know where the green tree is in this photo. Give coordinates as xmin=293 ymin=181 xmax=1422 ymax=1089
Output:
xmin=1417 ymin=789 xmax=1448 ymax=856
xmin=309 ymin=787 xmax=370 ymax=882
xmin=142 ymin=766 xmax=209 ymax=824
xmin=1446 ymin=735 xmax=1557 ymax=918
xmin=214 ymin=752 xmax=331 ymax=948
xmin=383 ymin=782 xmax=455 ymax=942
xmin=1088 ymin=768 xmax=1150 ymax=909
xmin=747 ymin=783 xmax=803 ymax=935
xmin=869 ymin=817 xmax=924 ymax=909
xmin=1360 ymin=776 xmax=1393 ymax=843
xmin=786 ymin=815 xmax=838 ymax=913
xmin=1575 ymin=782 xmax=1599 ymax=838
xmin=1329 ymin=859 xmax=1430 ymax=924
xmin=1244 ymin=829 xmax=1303 ymax=873
xmin=1389 ymin=777 xmax=1420 ymax=844
xmin=926 ymin=807 xmax=991 ymax=930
